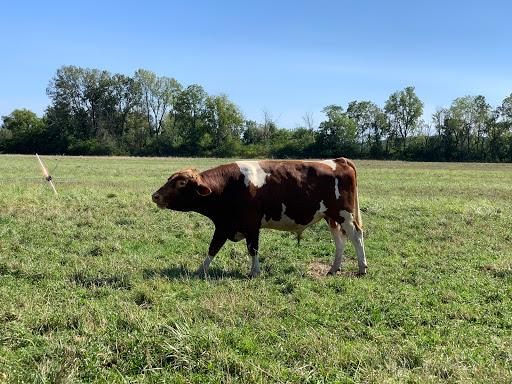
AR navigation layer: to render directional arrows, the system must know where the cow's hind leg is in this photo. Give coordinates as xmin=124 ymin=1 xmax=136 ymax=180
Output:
xmin=246 ymin=230 xmax=261 ymax=278
xmin=327 ymin=218 xmax=347 ymax=275
xmin=338 ymin=211 xmax=367 ymax=274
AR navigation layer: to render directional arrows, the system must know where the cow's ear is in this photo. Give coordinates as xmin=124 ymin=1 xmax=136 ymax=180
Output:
xmin=196 ymin=184 xmax=212 ymax=196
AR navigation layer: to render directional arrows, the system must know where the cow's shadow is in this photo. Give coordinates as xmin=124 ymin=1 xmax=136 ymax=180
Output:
xmin=143 ymin=265 xmax=246 ymax=280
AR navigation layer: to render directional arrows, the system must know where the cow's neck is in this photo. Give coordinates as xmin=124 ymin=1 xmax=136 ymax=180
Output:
xmin=191 ymin=171 xmax=232 ymax=225
xmin=191 ymin=196 xmax=221 ymax=223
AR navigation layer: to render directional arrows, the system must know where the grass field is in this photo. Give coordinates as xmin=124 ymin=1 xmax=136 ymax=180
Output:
xmin=1 ymin=155 xmax=512 ymax=383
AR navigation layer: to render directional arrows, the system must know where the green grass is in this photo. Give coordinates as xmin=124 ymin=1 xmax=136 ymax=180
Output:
xmin=1 ymin=155 xmax=512 ymax=383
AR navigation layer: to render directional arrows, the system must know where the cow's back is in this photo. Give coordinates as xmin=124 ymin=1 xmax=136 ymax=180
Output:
xmin=231 ymin=159 xmax=357 ymax=231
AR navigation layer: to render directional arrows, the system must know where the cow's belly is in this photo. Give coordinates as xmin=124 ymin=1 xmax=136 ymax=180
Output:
xmin=260 ymin=202 xmax=326 ymax=232
xmin=261 ymin=215 xmax=324 ymax=232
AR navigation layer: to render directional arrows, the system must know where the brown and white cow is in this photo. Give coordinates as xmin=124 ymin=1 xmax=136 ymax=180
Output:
xmin=152 ymin=157 xmax=367 ymax=277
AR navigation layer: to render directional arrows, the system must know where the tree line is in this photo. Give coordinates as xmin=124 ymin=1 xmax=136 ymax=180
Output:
xmin=1 ymin=65 xmax=512 ymax=162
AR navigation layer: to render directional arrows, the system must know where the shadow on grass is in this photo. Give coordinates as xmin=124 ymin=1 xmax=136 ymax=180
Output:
xmin=0 ymin=262 xmax=46 ymax=284
xmin=70 ymin=270 xmax=132 ymax=290
xmin=143 ymin=265 xmax=246 ymax=280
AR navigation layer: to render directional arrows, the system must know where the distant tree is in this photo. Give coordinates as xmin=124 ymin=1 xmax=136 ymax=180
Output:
xmin=487 ymin=93 xmax=512 ymax=161
xmin=174 ymin=84 xmax=208 ymax=155
xmin=0 ymin=109 xmax=47 ymax=153
xmin=384 ymin=86 xmax=424 ymax=155
xmin=448 ymin=96 xmax=474 ymax=158
xmin=205 ymin=93 xmax=244 ymax=151
xmin=8 ymin=64 xmax=510 ymax=162
xmin=472 ymin=95 xmax=492 ymax=159
xmin=446 ymin=95 xmax=491 ymax=159
xmin=441 ymin=117 xmax=460 ymax=161
xmin=134 ymin=69 xmax=182 ymax=137
xmin=122 ymin=111 xmax=151 ymax=155
xmin=81 ymin=67 xmax=113 ymax=137
xmin=242 ymin=120 xmax=263 ymax=145
xmin=266 ymin=128 xmax=293 ymax=157
xmin=47 ymin=65 xmax=147 ymax=154
xmin=431 ymin=107 xmax=446 ymax=137
xmin=301 ymin=111 xmax=315 ymax=132
xmin=110 ymin=73 xmax=142 ymax=138
xmin=369 ymin=111 xmax=388 ymax=159
xmin=317 ymin=105 xmax=358 ymax=158
xmin=0 ymin=120 xmax=13 ymax=151
xmin=500 ymin=93 xmax=512 ymax=122
xmin=347 ymin=100 xmax=383 ymax=157
xmin=46 ymin=65 xmax=89 ymax=139
xmin=261 ymin=108 xmax=278 ymax=140
xmin=289 ymin=126 xmax=316 ymax=157
xmin=431 ymin=107 xmax=454 ymax=160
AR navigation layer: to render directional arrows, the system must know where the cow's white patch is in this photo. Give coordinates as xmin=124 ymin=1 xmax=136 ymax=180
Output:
xmin=261 ymin=201 xmax=327 ymax=232
xmin=236 ymin=161 xmax=270 ymax=188
xmin=339 ymin=210 xmax=354 ymax=224
xmin=334 ymin=178 xmax=341 ymax=199
xmin=320 ymin=159 xmax=337 ymax=171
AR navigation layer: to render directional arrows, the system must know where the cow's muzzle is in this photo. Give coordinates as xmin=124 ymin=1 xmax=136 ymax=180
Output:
xmin=152 ymin=192 xmax=166 ymax=209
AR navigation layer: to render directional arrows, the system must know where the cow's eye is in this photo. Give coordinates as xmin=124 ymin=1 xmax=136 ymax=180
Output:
xmin=176 ymin=180 xmax=187 ymax=188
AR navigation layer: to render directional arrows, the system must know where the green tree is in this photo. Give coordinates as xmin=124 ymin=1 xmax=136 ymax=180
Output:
xmin=268 ymin=128 xmax=293 ymax=157
xmin=449 ymin=96 xmax=472 ymax=158
xmin=446 ymin=95 xmax=491 ymax=159
xmin=432 ymin=107 xmax=458 ymax=160
xmin=290 ymin=126 xmax=316 ymax=157
xmin=205 ymin=93 xmax=244 ymax=152
xmin=487 ymin=93 xmax=512 ymax=161
xmin=260 ymin=108 xmax=278 ymax=142
xmin=347 ymin=100 xmax=384 ymax=157
xmin=242 ymin=120 xmax=263 ymax=145
xmin=134 ymin=69 xmax=182 ymax=137
xmin=110 ymin=73 xmax=142 ymax=138
xmin=316 ymin=105 xmax=358 ymax=158
xmin=174 ymin=84 xmax=208 ymax=155
xmin=472 ymin=95 xmax=491 ymax=159
xmin=0 ymin=109 xmax=47 ymax=153
xmin=47 ymin=66 xmax=140 ymax=154
xmin=81 ymin=68 xmax=113 ymax=137
xmin=384 ymin=86 xmax=424 ymax=155
xmin=46 ymin=65 xmax=89 ymax=139
xmin=441 ymin=118 xmax=461 ymax=160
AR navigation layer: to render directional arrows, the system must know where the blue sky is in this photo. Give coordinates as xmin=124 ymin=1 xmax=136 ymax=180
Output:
xmin=1 ymin=0 xmax=511 ymax=128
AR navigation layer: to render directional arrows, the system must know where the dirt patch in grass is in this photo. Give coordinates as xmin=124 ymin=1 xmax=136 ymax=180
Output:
xmin=307 ymin=260 xmax=360 ymax=279
xmin=307 ymin=261 xmax=331 ymax=278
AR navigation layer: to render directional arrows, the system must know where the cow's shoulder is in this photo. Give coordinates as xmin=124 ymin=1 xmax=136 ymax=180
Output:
xmin=199 ymin=162 xmax=244 ymax=192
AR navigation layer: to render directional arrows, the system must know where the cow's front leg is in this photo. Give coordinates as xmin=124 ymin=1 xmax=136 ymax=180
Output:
xmin=195 ymin=229 xmax=227 ymax=276
xmin=246 ymin=230 xmax=261 ymax=278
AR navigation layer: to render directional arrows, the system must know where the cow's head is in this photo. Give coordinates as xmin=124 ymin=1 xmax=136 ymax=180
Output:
xmin=152 ymin=168 xmax=212 ymax=211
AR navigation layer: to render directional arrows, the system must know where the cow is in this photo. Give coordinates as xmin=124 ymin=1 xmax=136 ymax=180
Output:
xmin=152 ymin=157 xmax=367 ymax=278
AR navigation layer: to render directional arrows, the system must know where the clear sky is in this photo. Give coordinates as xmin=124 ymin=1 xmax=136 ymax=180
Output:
xmin=1 ymin=0 xmax=511 ymax=129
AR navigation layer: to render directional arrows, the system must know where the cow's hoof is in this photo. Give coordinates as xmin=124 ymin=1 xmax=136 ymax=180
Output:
xmin=247 ymin=271 xmax=260 ymax=279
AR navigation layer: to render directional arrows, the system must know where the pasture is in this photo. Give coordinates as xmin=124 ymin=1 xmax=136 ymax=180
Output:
xmin=1 ymin=155 xmax=512 ymax=383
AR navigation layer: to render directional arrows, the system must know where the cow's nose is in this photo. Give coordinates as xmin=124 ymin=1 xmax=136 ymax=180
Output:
xmin=152 ymin=192 xmax=160 ymax=203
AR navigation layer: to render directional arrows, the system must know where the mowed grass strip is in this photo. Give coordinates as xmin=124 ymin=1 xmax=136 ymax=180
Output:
xmin=1 ymin=155 xmax=512 ymax=383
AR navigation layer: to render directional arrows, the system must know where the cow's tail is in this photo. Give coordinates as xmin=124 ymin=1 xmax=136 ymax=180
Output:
xmin=354 ymin=185 xmax=362 ymax=228
xmin=345 ymin=158 xmax=362 ymax=228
